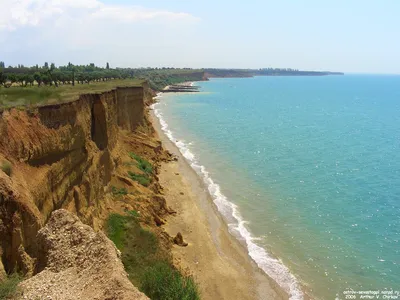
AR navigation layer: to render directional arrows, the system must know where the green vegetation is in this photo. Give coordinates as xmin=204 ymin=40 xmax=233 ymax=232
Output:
xmin=0 ymin=61 xmax=205 ymax=108
xmin=0 ymin=161 xmax=12 ymax=176
xmin=0 ymin=273 xmax=21 ymax=299
xmin=128 ymin=171 xmax=151 ymax=187
xmin=106 ymin=212 xmax=200 ymax=300
xmin=126 ymin=153 xmax=153 ymax=186
xmin=0 ymin=79 xmax=144 ymax=108
xmin=135 ymin=69 xmax=204 ymax=91
xmin=0 ymin=62 xmax=136 ymax=89
xmin=129 ymin=152 xmax=153 ymax=175
xmin=106 ymin=213 xmax=130 ymax=250
xmin=0 ymin=61 xmax=342 ymax=109
xmin=111 ymin=186 xmax=128 ymax=196
xmin=141 ymin=262 xmax=200 ymax=300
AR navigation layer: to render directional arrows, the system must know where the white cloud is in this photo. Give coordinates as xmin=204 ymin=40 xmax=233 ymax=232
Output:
xmin=91 ymin=6 xmax=196 ymax=23
xmin=0 ymin=0 xmax=201 ymax=68
xmin=0 ymin=0 xmax=198 ymax=31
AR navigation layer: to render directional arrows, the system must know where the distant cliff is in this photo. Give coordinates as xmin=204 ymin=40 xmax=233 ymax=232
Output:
xmin=205 ymin=68 xmax=344 ymax=78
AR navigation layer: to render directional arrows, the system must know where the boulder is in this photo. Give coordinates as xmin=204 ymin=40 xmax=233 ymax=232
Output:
xmin=173 ymin=232 xmax=188 ymax=247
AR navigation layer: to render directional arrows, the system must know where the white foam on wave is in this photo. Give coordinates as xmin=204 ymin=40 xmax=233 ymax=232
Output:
xmin=151 ymin=95 xmax=304 ymax=300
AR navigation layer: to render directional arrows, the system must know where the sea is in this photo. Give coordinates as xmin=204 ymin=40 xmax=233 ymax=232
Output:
xmin=152 ymin=75 xmax=400 ymax=300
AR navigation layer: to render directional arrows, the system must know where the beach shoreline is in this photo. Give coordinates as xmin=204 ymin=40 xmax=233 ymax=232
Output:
xmin=149 ymin=105 xmax=289 ymax=300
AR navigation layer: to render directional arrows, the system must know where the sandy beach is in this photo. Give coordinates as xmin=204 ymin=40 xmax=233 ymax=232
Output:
xmin=150 ymin=110 xmax=288 ymax=300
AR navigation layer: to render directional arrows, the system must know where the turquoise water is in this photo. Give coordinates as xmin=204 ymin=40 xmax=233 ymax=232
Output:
xmin=153 ymin=75 xmax=400 ymax=299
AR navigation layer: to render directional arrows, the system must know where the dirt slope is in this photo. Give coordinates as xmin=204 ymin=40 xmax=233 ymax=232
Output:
xmin=17 ymin=209 xmax=148 ymax=300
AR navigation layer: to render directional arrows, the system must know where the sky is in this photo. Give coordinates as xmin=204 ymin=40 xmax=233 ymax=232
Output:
xmin=0 ymin=0 xmax=399 ymax=74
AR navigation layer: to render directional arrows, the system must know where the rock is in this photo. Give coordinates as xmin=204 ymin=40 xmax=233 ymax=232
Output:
xmin=17 ymin=245 xmax=35 ymax=277
xmin=173 ymin=232 xmax=188 ymax=247
xmin=168 ymin=208 xmax=177 ymax=215
xmin=17 ymin=209 xmax=148 ymax=300
xmin=117 ymin=175 xmax=135 ymax=187
xmin=154 ymin=214 xmax=166 ymax=226
xmin=180 ymin=192 xmax=184 ymax=195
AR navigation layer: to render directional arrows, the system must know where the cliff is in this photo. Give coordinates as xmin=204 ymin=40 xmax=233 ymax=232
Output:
xmin=204 ymin=68 xmax=344 ymax=78
xmin=0 ymin=83 xmax=173 ymax=294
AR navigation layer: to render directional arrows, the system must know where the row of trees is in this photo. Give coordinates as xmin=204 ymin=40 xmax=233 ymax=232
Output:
xmin=0 ymin=61 xmax=203 ymax=90
xmin=0 ymin=62 xmax=131 ymax=87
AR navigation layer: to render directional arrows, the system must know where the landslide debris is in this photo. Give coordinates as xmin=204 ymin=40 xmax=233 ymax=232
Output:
xmin=16 ymin=209 xmax=149 ymax=300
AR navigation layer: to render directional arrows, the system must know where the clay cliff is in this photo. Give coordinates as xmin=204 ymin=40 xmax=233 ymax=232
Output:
xmin=0 ymin=83 xmax=172 ymax=296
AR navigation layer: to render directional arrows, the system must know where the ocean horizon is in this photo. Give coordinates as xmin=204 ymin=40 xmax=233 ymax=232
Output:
xmin=153 ymin=75 xmax=400 ymax=300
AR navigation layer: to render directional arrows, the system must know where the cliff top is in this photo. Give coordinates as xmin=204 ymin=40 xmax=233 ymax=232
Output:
xmin=0 ymin=79 xmax=146 ymax=109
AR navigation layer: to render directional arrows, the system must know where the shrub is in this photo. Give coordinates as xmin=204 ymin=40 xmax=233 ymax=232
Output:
xmin=0 ymin=161 xmax=12 ymax=176
xmin=127 ymin=171 xmax=151 ymax=187
xmin=105 ymin=212 xmax=200 ymax=300
xmin=0 ymin=273 xmax=21 ymax=299
xmin=129 ymin=152 xmax=153 ymax=175
xmin=111 ymin=186 xmax=128 ymax=196
xmin=141 ymin=261 xmax=200 ymax=300
xmin=128 ymin=210 xmax=140 ymax=218
xmin=106 ymin=214 xmax=128 ymax=250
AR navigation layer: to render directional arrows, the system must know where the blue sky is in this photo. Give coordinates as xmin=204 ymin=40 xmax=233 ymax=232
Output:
xmin=0 ymin=0 xmax=399 ymax=73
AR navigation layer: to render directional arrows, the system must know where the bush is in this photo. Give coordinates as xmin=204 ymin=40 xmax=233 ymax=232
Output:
xmin=111 ymin=186 xmax=128 ymax=196
xmin=129 ymin=152 xmax=153 ymax=175
xmin=127 ymin=171 xmax=151 ymax=187
xmin=0 ymin=273 xmax=21 ymax=299
xmin=106 ymin=212 xmax=200 ymax=300
xmin=141 ymin=261 xmax=200 ymax=300
xmin=106 ymin=214 xmax=128 ymax=250
xmin=0 ymin=161 xmax=12 ymax=176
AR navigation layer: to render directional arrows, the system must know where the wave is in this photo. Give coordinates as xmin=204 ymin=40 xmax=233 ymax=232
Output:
xmin=151 ymin=94 xmax=304 ymax=300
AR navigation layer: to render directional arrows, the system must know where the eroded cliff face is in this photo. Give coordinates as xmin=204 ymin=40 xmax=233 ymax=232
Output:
xmin=0 ymin=83 xmax=166 ymax=277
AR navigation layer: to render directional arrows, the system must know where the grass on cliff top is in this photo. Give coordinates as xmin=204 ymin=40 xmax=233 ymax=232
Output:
xmin=0 ymin=79 xmax=145 ymax=108
xmin=0 ymin=273 xmax=22 ymax=299
xmin=106 ymin=212 xmax=200 ymax=300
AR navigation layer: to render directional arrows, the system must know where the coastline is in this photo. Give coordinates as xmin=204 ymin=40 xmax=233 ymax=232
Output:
xmin=149 ymin=107 xmax=289 ymax=300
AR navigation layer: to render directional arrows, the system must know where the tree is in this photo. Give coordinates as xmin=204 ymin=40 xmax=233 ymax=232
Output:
xmin=15 ymin=74 xmax=25 ymax=86
xmin=72 ymin=68 xmax=75 ymax=86
xmin=33 ymin=72 xmax=42 ymax=86
xmin=0 ymin=71 xmax=6 ymax=86
xmin=41 ymin=74 xmax=51 ymax=85
xmin=106 ymin=62 xmax=110 ymax=70
xmin=25 ymin=74 xmax=35 ymax=86
xmin=75 ymin=73 xmax=83 ymax=84
xmin=44 ymin=62 xmax=49 ymax=69
xmin=7 ymin=74 xmax=17 ymax=85
xmin=0 ymin=61 xmax=5 ymax=68
xmin=46 ymin=63 xmax=58 ymax=87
